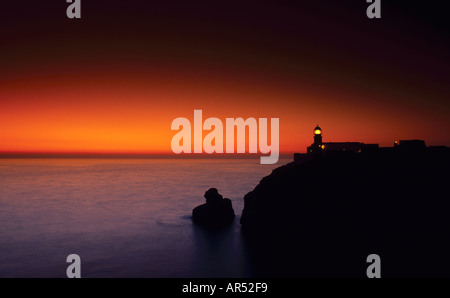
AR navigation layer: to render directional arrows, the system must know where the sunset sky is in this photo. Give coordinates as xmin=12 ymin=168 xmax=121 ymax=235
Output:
xmin=1 ymin=1 xmax=449 ymax=154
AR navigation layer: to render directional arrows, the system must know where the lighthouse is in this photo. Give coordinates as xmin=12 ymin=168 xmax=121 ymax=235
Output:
xmin=314 ymin=125 xmax=322 ymax=146
xmin=307 ymin=124 xmax=324 ymax=156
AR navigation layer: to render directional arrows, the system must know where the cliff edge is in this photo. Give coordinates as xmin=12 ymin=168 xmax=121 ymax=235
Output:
xmin=240 ymin=149 xmax=450 ymax=277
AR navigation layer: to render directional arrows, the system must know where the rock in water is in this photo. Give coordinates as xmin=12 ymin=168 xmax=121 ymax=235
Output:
xmin=192 ymin=188 xmax=235 ymax=228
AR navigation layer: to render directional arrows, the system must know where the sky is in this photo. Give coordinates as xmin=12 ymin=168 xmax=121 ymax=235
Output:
xmin=1 ymin=0 xmax=449 ymax=154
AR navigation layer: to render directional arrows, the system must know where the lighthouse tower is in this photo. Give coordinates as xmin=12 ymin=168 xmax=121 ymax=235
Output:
xmin=310 ymin=125 xmax=323 ymax=156
xmin=314 ymin=125 xmax=322 ymax=145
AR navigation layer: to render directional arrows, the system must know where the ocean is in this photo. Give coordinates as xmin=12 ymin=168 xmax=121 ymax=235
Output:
xmin=0 ymin=158 xmax=289 ymax=277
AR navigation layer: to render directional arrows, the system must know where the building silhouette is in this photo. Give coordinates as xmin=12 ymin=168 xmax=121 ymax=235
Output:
xmin=294 ymin=125 xmax=439 ymax=163
xmin=306 ymin=125 xmax=379 ymax=156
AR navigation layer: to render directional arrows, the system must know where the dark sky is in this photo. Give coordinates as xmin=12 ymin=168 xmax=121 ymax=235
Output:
xmin=1 ymin=1 xmax=449 ymax=153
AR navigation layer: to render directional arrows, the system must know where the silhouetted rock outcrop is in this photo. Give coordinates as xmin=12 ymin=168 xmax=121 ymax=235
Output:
xmin=193 ymin=188 xmax=235 ymax=229
xmin=240 ymin=148 xmax=450 ymax=277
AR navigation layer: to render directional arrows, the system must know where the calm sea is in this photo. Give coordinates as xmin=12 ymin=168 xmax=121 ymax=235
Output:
xmin=0 ymin=158 xmax=289 ymax=277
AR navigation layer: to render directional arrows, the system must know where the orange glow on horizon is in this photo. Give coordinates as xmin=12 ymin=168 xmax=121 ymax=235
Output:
xmin=1 ymin=67 xmax=449 ymax=155
xmin=1 ymin=1 xmax=450 ymax=157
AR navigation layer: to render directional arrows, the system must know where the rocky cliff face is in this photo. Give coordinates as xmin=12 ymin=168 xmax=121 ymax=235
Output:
xmin=240 ymin=149 xmax=450 ymax=277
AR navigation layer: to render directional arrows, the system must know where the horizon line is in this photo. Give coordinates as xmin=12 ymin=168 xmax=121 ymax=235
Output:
xmin=0 ymin=152 xmax=296 ymax=159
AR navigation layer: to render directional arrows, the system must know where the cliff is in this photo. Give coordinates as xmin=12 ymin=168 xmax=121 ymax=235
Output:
xmin=240 ymin=149 xmax=450 ymax=277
